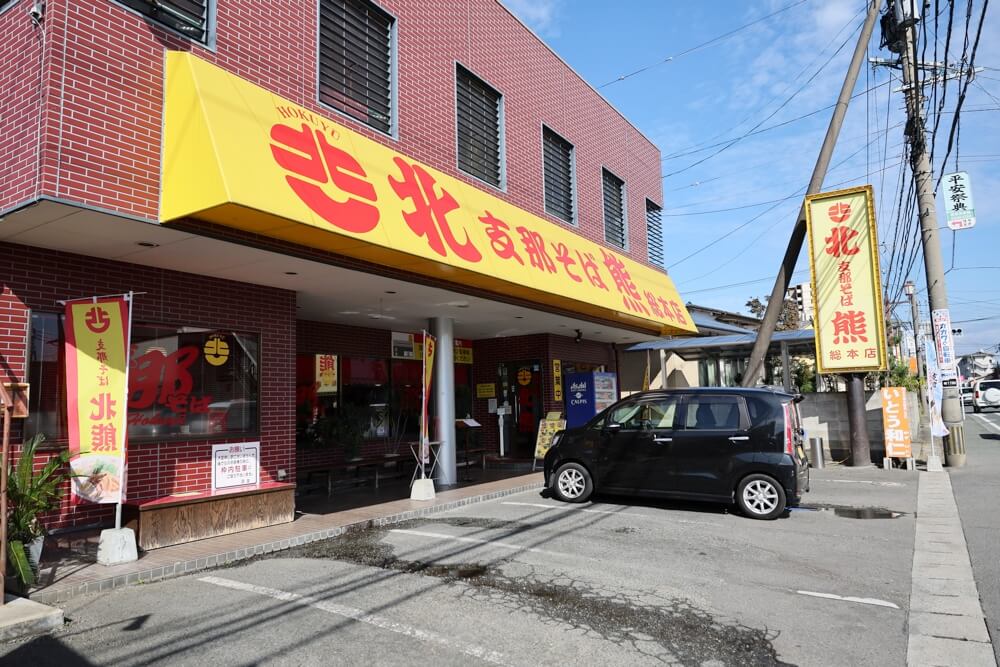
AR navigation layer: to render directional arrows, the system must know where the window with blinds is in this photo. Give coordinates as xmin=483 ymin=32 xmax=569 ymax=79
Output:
xmin=542 ymin=126 xmax=575 ymax=224
xmin=318 ymin=0 xmax=394 ymax=135
xmin=456 ymin=65 xmax=503 ymax=187
xmin=602 ymin=169 xmax=627 ymax=248
xmin=646 ymin=200 xmax=664 ymax=268
xmin=118 ymin=0 xmax=211 ymax=42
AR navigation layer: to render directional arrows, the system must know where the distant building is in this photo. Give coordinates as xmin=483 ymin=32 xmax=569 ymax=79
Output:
xmin=786 ymin=282 xmax=814 ymax=328
xmin=957 ymin=351 xmax=997 ymax=383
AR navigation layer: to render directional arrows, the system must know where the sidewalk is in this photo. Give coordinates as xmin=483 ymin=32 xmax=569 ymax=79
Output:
xmin=907 ymin=471 xmax=997 ymax=666
xmin=27 ymin=473 xmax=543 ymax=606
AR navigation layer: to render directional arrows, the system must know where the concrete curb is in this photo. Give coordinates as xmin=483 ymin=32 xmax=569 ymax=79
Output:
xmin=0 ymin=595 xmax=64 ymax=642
xmin=906 ymin=472 xmax=997 ymax=666
xmin=31 ymin=481 xmax=543 ymax=606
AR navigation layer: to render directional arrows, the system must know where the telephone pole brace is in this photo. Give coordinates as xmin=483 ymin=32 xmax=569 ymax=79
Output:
xmin=742 ymin=0 xmax=883 ymax=468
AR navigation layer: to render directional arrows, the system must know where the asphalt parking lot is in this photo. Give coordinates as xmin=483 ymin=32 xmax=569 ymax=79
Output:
xmin=4 ymin=466 xmax=919 ymax=666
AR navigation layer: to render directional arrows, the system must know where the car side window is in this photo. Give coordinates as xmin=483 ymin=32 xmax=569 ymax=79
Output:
xmin=608 ymin=402 xmax=643 ymax=429
xmin=644 ymin=397 xmax=678 ymax=429
xmin=607 ymin=398 xmax=678 ymax=430
xmin=682 ymin=395 xmax=743 ymax=431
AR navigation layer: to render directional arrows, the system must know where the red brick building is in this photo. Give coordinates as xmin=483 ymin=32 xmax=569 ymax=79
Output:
xmin=0 ymin=0 xmax=692 ymax=543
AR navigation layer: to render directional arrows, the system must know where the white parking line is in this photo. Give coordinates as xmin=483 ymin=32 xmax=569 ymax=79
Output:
xmin=501 ymin=501 xmax=717 ymax=526
xmin=199 ymin=576 xmax=508 ymax=664
xmin=796 ymin=590 xmax=899 ymax=609
xmin=972 ymin=413 xmax=1000 ymax=432
xmin=388 ymin=528 xmax=566 ymax=556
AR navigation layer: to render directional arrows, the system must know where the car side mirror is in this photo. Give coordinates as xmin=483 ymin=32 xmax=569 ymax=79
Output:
xmin=605 ymin=422 xmax=622 ymax=432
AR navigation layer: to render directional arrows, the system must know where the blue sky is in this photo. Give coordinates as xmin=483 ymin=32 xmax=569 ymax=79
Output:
xmin=504 ymin=0 xmax=999 ymax=357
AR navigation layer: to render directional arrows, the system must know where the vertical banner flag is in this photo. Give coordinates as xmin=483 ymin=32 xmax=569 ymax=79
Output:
xmin=943 ymin=171 xmax=976 ymax=230
xmin=64 ymin=297 xmax=130 ymax=504
xmin=880 ymin=387 xmax=913 ymax=459
xmin=924 ymin=334 xmax=949 ymax=437
xmin=805 ymin=185 xmax=888 ymax=374
xmin=420 ymin=332 xmax=436 ymax=466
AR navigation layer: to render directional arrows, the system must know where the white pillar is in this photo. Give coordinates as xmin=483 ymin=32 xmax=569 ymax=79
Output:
xmin=781 ymin=341 xmax=792 ymax=392
xmin=430 ymin=317 xmax=457 ymax=485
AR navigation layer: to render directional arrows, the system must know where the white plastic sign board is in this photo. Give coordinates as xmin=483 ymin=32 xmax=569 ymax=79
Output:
xmin=211 ymin=442 xmax=260 ymax=490
xmin=931 ymin=309 xmax=957 ymax=381
xmin=943 ymin=171 xmax=976 ymax=230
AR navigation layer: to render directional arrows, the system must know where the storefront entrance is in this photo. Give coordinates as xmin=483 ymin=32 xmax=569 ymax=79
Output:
xmin=498 ymin=360 xmax=543 ymax=459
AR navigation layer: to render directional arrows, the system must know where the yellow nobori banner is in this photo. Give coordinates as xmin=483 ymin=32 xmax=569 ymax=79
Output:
xmin=160 ymin=52 xmax=695 ymax=336
xmin=805 ymin=185 xmax=887 ymax=374
xmin=64 ymin=298 xmax=129 ymax=504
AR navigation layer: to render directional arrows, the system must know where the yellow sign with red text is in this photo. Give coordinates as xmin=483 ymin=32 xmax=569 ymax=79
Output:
xmin=161 ymin=52 xmax=694 ymax=336
xmin=64 ymin=298 xmax=129 ymax=504
xmin=805 ymin=185 xmax=887 ymax=373
xmin=880 ymin=387 xmax=912 ymax=459
xmin=315 ymin=354 xmax=337 ymax=395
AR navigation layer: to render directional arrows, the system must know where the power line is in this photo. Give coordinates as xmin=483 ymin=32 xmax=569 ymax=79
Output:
xmin=680 ymin=270 xmax=811 ymax=296
xmin=597 ymin=0 xmax=810 ymax=89
xmin=660 ymin=80 xmax=893 ymax=164
xmin=657 ymin=4 xmax=865 ymax=159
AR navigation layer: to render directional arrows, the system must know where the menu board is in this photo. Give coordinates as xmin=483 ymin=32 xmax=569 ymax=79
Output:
xmin=534 ymin=415 xmax=567 ymax=461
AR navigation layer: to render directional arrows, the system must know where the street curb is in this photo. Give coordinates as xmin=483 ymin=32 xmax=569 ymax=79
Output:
xmin=30 ymin=480 xmax=543 ymax=606
xmin=0 ymin=595 xmax=64 ymax=642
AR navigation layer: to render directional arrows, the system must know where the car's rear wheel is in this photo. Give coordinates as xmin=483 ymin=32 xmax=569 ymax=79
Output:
xmin=736 ymin=474 xmax=786 ymax=520
xmin=974 ymin=404 xmax=981 ymax=413
xmin=552 ymin=463 xmax=593 ymax=503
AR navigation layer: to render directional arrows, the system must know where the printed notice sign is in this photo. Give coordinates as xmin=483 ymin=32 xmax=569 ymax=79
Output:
xmin=943 ymin=171 xmax=976 ymax=230
xmin=211 ymin=442 xmax=260 ymax=491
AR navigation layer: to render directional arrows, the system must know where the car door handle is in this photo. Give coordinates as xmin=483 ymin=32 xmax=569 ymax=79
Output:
xmin=653 ymin=437 xmax=673 ymax=443
xmin=729 ymin=436 xmax=750 ymax=442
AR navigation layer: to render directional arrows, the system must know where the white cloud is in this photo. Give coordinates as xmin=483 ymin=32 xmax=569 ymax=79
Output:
xmin=502 ymin=0 xmax=563 ymax=38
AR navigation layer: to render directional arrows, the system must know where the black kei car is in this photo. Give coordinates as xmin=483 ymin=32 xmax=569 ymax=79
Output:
xmin=543 ymin=388 xmax=810 ymax=520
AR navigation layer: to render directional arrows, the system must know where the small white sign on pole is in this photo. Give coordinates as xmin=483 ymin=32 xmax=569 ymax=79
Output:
xmin=943 ymin=171 xmax=976 ymax=230
xmin=931 ymin=309 xmax=957 ymax=381
xmin=211 ymin=442 xmax=260 ymax=491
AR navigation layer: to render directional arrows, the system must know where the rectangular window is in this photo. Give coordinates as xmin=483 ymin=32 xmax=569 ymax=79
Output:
xmin=456 ymin=64 xmax=503 ymax=188
xmin=318 ymin=0 xmax=394 ymax=134
xmin=646 ymin=200 xmax=664 ymax=268
xmin=117 ymin=0 xmax=211 ymax=43
xmin=682 ymin=395 xmax=743 ymax=431
xmin=25 ymin=313 xmax=260 ymax=442
xmin=542 ymin=126 xmax=575 ymax=223
xmin=602 ymin=168 xmax=626 ymax=248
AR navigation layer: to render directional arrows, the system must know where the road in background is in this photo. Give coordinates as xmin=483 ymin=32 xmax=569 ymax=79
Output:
xmin=4 ymin=468 xmax=918 ymax=666
xmin=951 ymin=408 xmax=1000 ymax=663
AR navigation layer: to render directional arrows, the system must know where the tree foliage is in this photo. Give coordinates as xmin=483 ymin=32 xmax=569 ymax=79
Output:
xmin=745 ymin=296 xmax=801 ymax=331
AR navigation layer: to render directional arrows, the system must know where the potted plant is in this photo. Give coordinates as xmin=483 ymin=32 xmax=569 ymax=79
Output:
xmin=5 ymin=433 xmax=72 ymax=595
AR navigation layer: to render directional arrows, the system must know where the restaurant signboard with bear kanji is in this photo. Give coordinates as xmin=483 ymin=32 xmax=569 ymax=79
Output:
xmin=805 ymin=185 xmax=888 ymax=374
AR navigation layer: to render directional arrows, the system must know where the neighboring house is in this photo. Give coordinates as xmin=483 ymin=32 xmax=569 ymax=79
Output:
xmin=958 ymin=351 xmax=997 ymax=383
xmin=786 ymin=282 xmax=815 ymax=328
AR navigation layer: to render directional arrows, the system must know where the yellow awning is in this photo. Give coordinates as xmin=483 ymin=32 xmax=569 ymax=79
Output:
xmin=161 ymin=52 xmax=696 ymax=335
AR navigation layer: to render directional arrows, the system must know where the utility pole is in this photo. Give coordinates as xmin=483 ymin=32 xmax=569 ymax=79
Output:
xmin=742 ymin=0 xmax=883 ymax=468
xmin=882 ymin=0 xmax=966 ymax=466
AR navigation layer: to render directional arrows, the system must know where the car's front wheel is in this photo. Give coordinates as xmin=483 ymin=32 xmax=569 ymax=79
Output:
xmin=552 ymin=463 xmax=593 ymax=503
xmin=736 ymin=473 xmax=787 ymax=520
